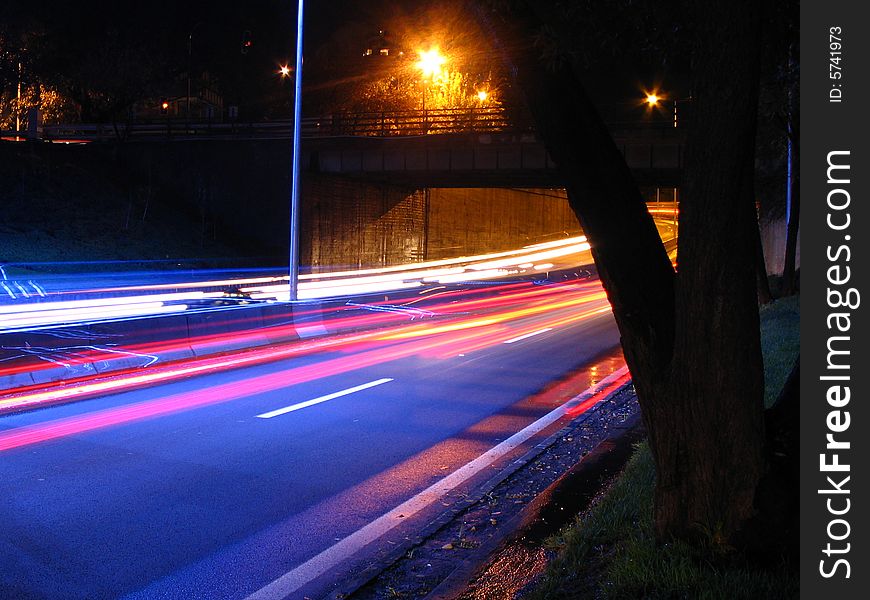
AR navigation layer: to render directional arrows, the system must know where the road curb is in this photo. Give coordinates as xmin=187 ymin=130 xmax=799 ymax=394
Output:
xmin=424 ymin=410 xmax=645 ymax=600
xmin=327 ymin=379 xmax=637 ymax=600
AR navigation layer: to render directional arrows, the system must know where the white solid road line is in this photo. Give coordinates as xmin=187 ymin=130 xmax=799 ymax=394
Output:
xmin=503 ymin=327 xmax=553 ymax=344
xmin=244 ymin=365 xmax=630 ymax=600
xmin=255 ymin=378 xmax=394 ymax=419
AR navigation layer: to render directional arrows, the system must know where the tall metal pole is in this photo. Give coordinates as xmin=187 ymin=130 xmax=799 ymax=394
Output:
xmin=289 ymin=0 xmax=304 ymax=301
xmin=187 ymin=34 xmax=192 ymax=121
xmin=187 ymin=23 xmax=204 ymax=125
xmin=16 ymin=61 xmax=22 ymax=133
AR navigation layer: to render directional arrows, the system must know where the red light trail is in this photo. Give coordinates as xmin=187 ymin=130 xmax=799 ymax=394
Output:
xmin=0 ymin=279 xmax=615 ymax=449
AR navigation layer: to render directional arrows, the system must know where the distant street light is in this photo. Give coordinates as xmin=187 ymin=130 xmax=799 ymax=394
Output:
xmin=477 ymin=90 xmax=489 ymax=102
xmin=279 ymin=65 xmax=291 ymax=78
xmin=644 ymin=91 xmax=679 ymax=128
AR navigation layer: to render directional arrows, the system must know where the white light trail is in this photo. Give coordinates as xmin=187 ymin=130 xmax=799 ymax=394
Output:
xmin=0 ymin=232 xmax=609 ymax=330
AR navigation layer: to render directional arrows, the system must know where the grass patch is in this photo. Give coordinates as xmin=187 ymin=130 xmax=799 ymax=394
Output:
xmin=759 ymin=295 xmax=800 ymax=408
xmin=526 ymin=297 xmax=800 ymax=599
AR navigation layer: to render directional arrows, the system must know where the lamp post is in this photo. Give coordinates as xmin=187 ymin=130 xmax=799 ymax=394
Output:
xmin=288 ymin=0 xmax=305 ymax=301
xmin=645 ymin=92 xmax=679 ymax=232
xmin=415 ymin=48 xmax=446 ymax=134
xmin=187 ymin=22 xmax=205 ymax=122
xmin=16 ymin=61 xmax=22 ymax=134
xmin=420 ymin=79 xmax=427 ymax=133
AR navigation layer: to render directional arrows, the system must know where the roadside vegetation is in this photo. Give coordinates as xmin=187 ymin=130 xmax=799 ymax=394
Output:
xmin=527 ymin=295 xmax=800 ymax=599
xmin=0 ymin=146 xmax=267 ymax=276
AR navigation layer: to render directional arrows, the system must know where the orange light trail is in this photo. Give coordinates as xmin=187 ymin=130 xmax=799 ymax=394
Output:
xmin=0 ymin=280 xmax=600 ymax=386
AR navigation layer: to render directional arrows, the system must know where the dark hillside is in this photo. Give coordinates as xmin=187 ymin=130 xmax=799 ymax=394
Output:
xmin=0 ymin=142 xmax=272 ymax=273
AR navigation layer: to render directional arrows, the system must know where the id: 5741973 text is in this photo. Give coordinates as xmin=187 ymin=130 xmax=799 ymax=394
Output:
xmin=829 ymin=26 xmax=843 ymax=103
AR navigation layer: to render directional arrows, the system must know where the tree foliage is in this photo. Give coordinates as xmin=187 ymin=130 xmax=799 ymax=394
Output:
xmin=306 ymin=0 xmax=507 ymax=118
xmin=353 ymin=67 xmax=499 ymax=113
xmin=0 ymin=83 xmax=78 ymax=129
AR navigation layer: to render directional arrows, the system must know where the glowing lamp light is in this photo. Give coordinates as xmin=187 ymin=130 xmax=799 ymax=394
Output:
xmin=477 ymin=90 xmax=488 ymax=102
xmin=415 ymin=48 xmax=447 ymax=80
xmin=645 ymin=93 xmax=659 ymax=107
xmin=279 ymin=65 xmax=291 ymax=77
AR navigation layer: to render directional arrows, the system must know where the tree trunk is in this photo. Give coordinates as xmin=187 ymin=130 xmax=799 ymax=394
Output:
xmin=472 ymin=0 xmax=767 ymax=544
xmin=657 ymin=0 xmax=765 ymax=540
xmin=471 ymin=1 xmax=676 ymax=412
xmin=755 ymin=218 xmax=773 ymax=305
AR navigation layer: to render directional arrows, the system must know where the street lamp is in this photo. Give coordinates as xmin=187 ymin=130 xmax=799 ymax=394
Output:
xmin=415 ymin=48 xmax=446 ymax=133
xmin=288 ymin=0 xmax=304 ymax=301
xmin=645 ymin=90 xmax=679 ymax=228
xmin=15 ymin=61 xmax=22 ymax=134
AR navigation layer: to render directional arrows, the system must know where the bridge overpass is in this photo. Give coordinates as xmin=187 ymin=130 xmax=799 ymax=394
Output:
xmin=32 ymin=108 xmax=684 ymax=188
xmin=302 ymin=127 xmax=683 ymax=188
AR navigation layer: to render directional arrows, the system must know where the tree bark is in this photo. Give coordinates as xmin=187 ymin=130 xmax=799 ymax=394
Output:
xmin=470 ymin=1 xmax=676 ymax=411
xmin=742 ymin=359 xmax=799 ymax=560
xmin=755 ymin=217 xmax=773 ymax=305
xmin=657 ymin=0 xmax=766 ymax=539
xmin=472 ymin=0 xmax=767 ymax=544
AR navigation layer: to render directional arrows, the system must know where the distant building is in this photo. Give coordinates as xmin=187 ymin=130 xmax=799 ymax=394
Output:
xmin=134 ymin=72 xmax=224 ymax=121
xmin=362 ymin=30 xmax=402 ymax=60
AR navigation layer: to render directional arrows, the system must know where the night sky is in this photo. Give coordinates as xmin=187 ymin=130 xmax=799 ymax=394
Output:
xmin=1 ymin=0 xmax=689 ymax=120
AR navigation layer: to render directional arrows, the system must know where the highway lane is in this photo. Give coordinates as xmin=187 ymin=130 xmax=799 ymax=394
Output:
xmin=0 ymin=280 xmax=623 ymax=599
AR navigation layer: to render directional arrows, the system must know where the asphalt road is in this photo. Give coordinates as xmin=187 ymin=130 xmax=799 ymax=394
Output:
xmin=0 ymin=279 xmax=622 ymax=599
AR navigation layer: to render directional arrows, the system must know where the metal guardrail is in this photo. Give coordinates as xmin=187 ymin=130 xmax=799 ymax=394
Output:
xmin=3 ymin=122 xmax=297 ymax=142
xmin=38 ymin=121 xmax=297 ymax=142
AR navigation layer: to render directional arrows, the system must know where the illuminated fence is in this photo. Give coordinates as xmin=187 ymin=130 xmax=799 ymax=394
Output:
xmin=308 ymin=107 xmax=516 ymax=136
xmin=30 ymin=107 xmax=519 ymax=142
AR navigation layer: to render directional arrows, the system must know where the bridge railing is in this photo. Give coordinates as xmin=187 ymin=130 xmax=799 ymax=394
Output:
xmin=305 ymin=107 xmax=518 ymax=137
xmin=34 ymin=107 xmax=522 ymax=142
xmin=33 ymin=107 xmax=682 ymax=143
